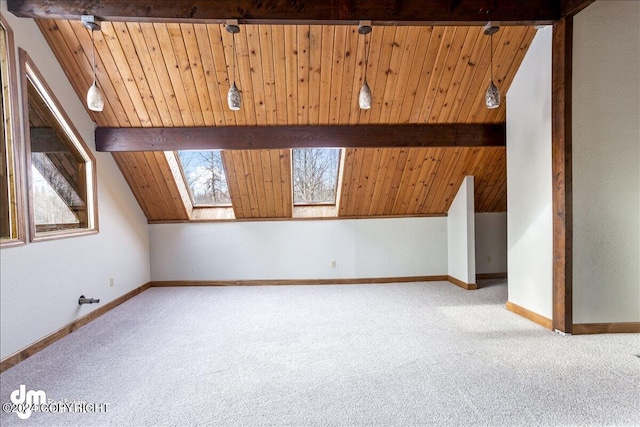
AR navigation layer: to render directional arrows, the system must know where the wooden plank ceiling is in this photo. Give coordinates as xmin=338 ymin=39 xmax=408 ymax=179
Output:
xmin=36 ymin=19 xmax=535 ymax=221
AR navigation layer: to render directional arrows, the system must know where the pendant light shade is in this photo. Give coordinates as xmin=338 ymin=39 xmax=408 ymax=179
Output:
xmin=359 ymin=81 xmax=372 ymax=110
xmin=228 ymin=82 xmax=241 ymax=111
xmin=483 ymin=22 xmax=500 ymax=110
xmin=87 ymin=81 xmax=104 ymax=112
xmin=485 ymin=81 xmax=500 ymax=109
xmin=82 ymin=15 xmax=103 ymax=112
xmin=358 ymin=22 xmax=372 ymax=110
xmin=484 ymin=81 xmax=500 ymax=110
xmin=226 ymin=23 xmax=241 ymax=111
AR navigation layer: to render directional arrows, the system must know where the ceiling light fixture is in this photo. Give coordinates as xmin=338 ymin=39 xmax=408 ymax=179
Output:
xmin=226 ymin=22 xmax=241 ymax=111
xmin=484 ymin=22 xmax=500 ymax=110
xmin=82 ymin=15 xmax=104 ymax=112
xmin=358 ymin=21 xmax=372 ymax=110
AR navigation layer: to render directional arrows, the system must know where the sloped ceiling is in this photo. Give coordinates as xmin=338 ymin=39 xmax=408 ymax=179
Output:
xmin=35 ymin=19 xmax=536 ymax=221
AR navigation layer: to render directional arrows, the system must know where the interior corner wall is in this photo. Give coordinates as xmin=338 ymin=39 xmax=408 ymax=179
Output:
xmin=572 ymin=1 xmax=640 ymax=323
xmin=149 ymin=217 xmax=448 ymax=281
xmin=447 ymin=176 xmax=475 ymax=284
xmin=475 ymin=212 xmax=507 ymax=275
xmin=0 ymin=3 xmax=150 ymax=360
xmin=506 ymin=26 xmax=553 ymax=319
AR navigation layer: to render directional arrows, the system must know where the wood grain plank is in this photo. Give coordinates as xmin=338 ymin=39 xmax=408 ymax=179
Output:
xmin=180 ymin=23 xmax=215 ymax=126
xmin=271 ymin=25 xmax=289 ymax=125
xmin=269 ymin=149 xmax=285 ymax=217
xmin=206 ymin=24 xmax=238 ymax=126
xmin=377 ymin=26 xmax=409 ymax=125
xmin=221 ymin=150 xmax=245 ymax=218
xmin=246 ymin=24 xmax=268 ymax=125
xmin=283 ymin=25 xmax=299 ymax=125
xmin=235 ymin=26 xmax=257 ymax=126
xmin=153 ymin=23 xmax=195 ymax=126
xmin=308 ymin=25 xmax=323 ymax=125
xmin=139 ymin=23 xmax=184 ymax=126
xmin=297 ymin=25 xmax=311 ymax=125
xmin=337 ymin=25 xmax=359 ymax=124
xmin=366 ymin=26 xmax=396 ymax=125
xmin=405 ymin=26 xmax=446 ymax=124
xmin=193 ymin=24 xmax=226 ymax=126
xmin=388 ymin=26 xmax=427 ymax=124
xmin=328 ymin=25 xmax=347 ymax=124
xmin=126 ymin=22 xmax=174 ymax=127
xmin=417 ymin=26 xmax=458 ymax=123
xmin=257 ymin=25 xmax=278 ymax=125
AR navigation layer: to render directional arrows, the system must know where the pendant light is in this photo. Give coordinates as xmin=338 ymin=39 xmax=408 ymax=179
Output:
xmin=226 ymin=23 xmax=241 ymax=111
xmin=82 ymin=15 xmax=104 ymax=112
xmin=484 ymin=22 xmax=500 ymax=110
xmin=358 ymin=21 xmax=372 ymax=110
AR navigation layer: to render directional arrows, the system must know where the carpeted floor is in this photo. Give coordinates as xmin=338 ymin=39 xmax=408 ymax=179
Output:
xmin=1 ymin=280 xmax=638 ymax=426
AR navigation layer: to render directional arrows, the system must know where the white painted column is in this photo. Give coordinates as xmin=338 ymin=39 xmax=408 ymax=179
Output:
xmin=447 ymin=176 xmax=476 ymax=285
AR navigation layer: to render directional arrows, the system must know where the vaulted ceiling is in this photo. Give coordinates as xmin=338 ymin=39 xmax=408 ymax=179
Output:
xmin=16 ymin=0 xmax=552 ymax=221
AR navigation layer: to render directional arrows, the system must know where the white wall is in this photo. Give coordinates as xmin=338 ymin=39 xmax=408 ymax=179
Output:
xmin=150 ymin=217 xmax=448 ymax=281
xmin=0 ymin=5 xmax=150 ymax=359
xmin=475 ymin=213 xmax=507 ymax=275
xmin=506 ymin=26 xmax=553 ymax=319
xmin=572 ymin=1 xmax=640 ymax=323
xmin=447 ymin=176 xmax=475 ymax=284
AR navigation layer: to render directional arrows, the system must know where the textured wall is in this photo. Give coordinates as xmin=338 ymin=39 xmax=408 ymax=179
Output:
xmin=506 ymin=26 xmax=553 ymax=319
xmin=572 ymin=1 xmax=640 ymax=323
xmin=0 ymin=3 xmax=150 ymax=359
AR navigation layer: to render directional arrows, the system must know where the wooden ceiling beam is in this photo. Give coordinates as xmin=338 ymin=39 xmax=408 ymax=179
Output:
xmin=558 ymin=0 xmax=596 ymax=19
xmin=95 ymin=124 xmax=505 ymax=152
xmin=8 ymin=0 xmax=559 ymax=25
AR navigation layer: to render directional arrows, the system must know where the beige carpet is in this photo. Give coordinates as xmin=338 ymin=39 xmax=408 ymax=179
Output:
xmin=1 ymin=280 xmax=639 ymax=426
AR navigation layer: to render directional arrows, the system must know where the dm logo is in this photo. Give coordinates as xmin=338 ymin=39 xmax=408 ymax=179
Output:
xmin=10 ymin=385 xmax=46 ymax=419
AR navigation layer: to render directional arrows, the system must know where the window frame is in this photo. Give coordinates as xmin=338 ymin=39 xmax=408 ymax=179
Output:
xmin=0 ymin=16 xmax=25 ymax=248
xmin=176 ymin=149 xmax=233 ymax=208
xmin=19 ymin=49 xmax=99 ymax=242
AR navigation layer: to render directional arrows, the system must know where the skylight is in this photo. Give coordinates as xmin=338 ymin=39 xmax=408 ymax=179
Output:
xmin=177 ymin=150 xmax=231 ymax=206
xmin=292 ymin=148 xmax=341 ymax=205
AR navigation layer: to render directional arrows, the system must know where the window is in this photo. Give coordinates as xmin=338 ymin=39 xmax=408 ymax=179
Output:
xmin=177 ymin=150 xmax=231 ymax=206
xmin=292 ymin=148 xmax=341 ymax=205
xmin=20 ymin=49 xmax=98 ymax=241
xmin=0 ymin=17 xmax=24 ymax=247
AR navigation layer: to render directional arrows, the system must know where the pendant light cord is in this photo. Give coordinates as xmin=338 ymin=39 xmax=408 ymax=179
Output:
xmin=232 ymin=31 xmax=237 ymax=85
xmin=91 ymin=29 xmax=97 ymax=85
xmin=489 ymin=33 xmax=494 ymax=84
xmin=363 ymin=32 xmax=370 ymax=82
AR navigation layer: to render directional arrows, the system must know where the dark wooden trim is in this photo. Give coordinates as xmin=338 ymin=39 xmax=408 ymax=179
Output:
xmin=476 ymin=272 xmax=507 ymax=280
xmin=0 ymin=282 xmax=151 ymax=373
xmin=95 ymin=124 xmax=506 ymax=152
xmin=150 ymin=276 xmax=449 ymax=287
xmin=447 ymin=275 xmax=478 ymax=290
xmin=8 ymin=0 xmax=559 ymax=25
xmin=148 ymin=212 xmax=447 ymax=224
xmin=558 ymin=0 xmax=595 ymax=19
xmin=29 ymin=128 xmax=68 ymax=152
xmin=551 ymin=17 xmax=573 ymax=334
xmin=573 ymin=323 xmax=640 ymax=335
xmin=506 ymin=301 xmax=553 ymax=330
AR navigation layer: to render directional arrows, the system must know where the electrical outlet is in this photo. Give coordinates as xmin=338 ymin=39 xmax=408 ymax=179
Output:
xmin=109 ymin=278 xmax=115 ymax=287
xmin=330 ymin=260 xmax=336 ymax=268
xmin=487 ymin=256 xmax=491 ymax=263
